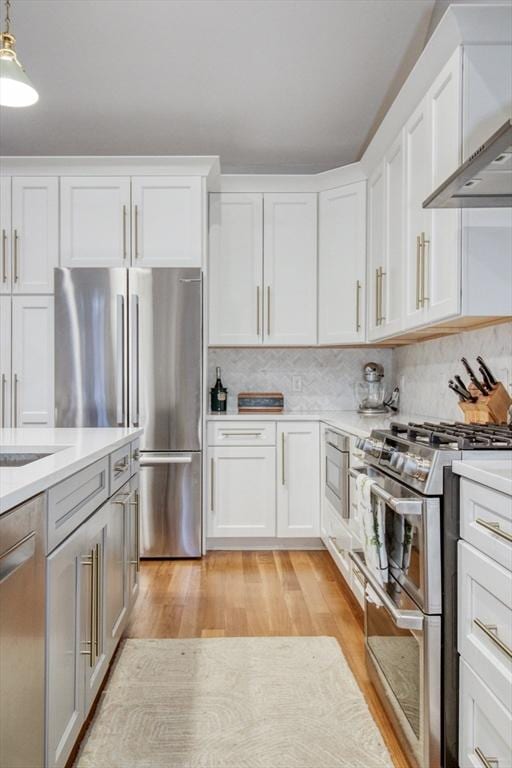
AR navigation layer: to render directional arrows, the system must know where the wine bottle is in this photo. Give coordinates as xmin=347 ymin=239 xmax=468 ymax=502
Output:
xmin=210 ymin=366 xmax=227 ymax=412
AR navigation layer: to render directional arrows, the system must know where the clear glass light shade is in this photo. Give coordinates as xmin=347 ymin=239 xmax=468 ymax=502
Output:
xmin=0 ymin=53 xmax=38 ymax=107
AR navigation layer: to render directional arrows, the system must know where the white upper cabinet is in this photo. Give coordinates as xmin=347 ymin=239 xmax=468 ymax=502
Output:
xmin=11 ymin=177 xmax=58 ymax=293
xmin=367 ymin=165 xmax=385 ymax=339
xmin=263 ymin=194 xmax=317 ymax=345
xmin=277 ymin=422 xmax=320 ymax=537
xmin=0 ymin=296 xmax=11 ymax=427
xmin=12 ymin=295 xmax=54 ymax=427
xmin=0 ymin=176 xmax=11 ymax=294
xmin=131 ymin=176 xmax=202 ymax=267
xmin=60 ymin=177 xmax=131 ymax=267
xmin=318 ymin=181 xmax=366 ymax=344
xmin=209 ymin=193 xmax=263 ymax=346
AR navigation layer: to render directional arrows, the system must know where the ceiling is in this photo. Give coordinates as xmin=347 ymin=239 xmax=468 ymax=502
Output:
xmin=0 ymin=0 xmax=436 ymax=172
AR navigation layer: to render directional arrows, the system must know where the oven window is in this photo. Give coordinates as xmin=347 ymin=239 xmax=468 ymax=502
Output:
xmin=366 ymin=584 xmax=421 ymax=740
xmin=385 ymin=506 xmax=422 ymax=598
xmin=326 ymin=457 xmax=341 ymax=498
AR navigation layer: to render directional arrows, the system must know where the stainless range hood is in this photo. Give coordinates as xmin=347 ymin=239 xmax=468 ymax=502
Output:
xmin=423 ymin=119 xmax=512 ymax=209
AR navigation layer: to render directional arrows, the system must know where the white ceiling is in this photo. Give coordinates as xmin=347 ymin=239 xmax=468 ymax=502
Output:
xmin=0 ymin=0 xmax=436 ymax=172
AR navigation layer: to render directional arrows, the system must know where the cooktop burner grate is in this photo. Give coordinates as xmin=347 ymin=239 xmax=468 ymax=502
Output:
xmin=389 ymin=420 xmax=512 ymax=450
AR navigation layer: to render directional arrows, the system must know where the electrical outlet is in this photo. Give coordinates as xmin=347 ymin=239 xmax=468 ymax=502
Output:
xmin=292 ymin=375 xmax=303 ymax=393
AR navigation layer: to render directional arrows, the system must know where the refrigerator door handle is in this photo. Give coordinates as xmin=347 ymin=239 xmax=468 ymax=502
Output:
xmin=130 ymin=294 xmax=140 ymax=426
xmin=139 ymin=455 xmax=193 ymax=467
xmin=116 ymin=294 xmax=125 ymax=425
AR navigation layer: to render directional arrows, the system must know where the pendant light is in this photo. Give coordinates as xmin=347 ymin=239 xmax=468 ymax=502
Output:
xmin=0 ymin=0 xmax=38 ymax=107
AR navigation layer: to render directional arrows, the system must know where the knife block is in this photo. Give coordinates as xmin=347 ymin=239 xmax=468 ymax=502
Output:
xmin=458 ymin=381 xmax=512 ymax=425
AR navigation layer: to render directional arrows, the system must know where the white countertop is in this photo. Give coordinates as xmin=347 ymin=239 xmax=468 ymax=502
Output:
xmin=0 ymin=427 xmax=143 ymax=514
xmin=452 ymin=458 xmax=512 ymax=496
xmin=207 ymin=410 xmax=442 ymax=439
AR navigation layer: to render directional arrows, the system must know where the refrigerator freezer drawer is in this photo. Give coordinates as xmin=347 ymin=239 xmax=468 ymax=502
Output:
xmin=139 ymin=452 xmax=201 ymax=558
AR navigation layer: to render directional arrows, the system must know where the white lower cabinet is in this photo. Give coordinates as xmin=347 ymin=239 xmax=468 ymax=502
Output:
xmin=277 ymin=422 xmax=320 ymax=537
xmin=208 ymin=446 xmax=276 ymax=537
xmin=0 ymin=295 xmax=11 ymax=427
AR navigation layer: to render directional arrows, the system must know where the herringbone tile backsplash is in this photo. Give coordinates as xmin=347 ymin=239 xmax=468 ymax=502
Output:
xmin=208 ymin=348 xmax=393 ymax=412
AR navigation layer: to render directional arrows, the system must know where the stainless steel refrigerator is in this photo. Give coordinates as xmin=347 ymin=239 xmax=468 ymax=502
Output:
xmin=54 ymin=267 xmax=202 ymax=558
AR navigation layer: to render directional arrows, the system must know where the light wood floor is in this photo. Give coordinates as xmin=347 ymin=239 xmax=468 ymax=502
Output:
xmin=124 ymin=550 xmax=411 ymax=768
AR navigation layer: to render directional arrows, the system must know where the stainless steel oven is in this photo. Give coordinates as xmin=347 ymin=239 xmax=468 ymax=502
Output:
xmin=349 ymin=464 xmax=442 ymax=768
xmin=324 ymin=429 xmax=349 ymax=518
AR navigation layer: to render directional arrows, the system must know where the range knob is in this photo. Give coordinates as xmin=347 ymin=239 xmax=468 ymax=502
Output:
xmin=402 ymin=453 xmax=419 ymax=478
xmin=390 ymin=451 xmax=405 ymax=472
xmin=355 ymin=437 xmax=367 ymax=451
xmin=413 ymin=457 xmax=432 ymax=482
xmin=366 ymin=438 xmax=384 ymax=457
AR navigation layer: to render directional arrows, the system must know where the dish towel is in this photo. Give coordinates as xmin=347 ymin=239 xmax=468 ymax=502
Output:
xmin=355 ymin=471 xmax=388 ymax=586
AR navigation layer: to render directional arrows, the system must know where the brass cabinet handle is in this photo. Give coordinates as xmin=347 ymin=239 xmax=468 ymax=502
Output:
xmin=281 ymin=432 xmax=286 ymax=486
xmin=378 ymin=267 xmax=386 ymax=324
xmin=1 ymin=373 xmax=5 ymax=428
xmin=134 ymin=204 xmax=139 ymax=259
xmin=267 ymin=286 xmax=271 ymax=336
xmin=122 ymin=205 xmax=127 ymax=259
xmin=210 ymin=457 xmax=214 ymax=512
xmin=375 ymin=268 xmax=380 ymax=326
xmin=355 ymin=280 xmax=361 ymax=332
xmin=475 ymin=747 xmax=499 ymax=768
xmin=256 ymin=286 xmax=260 ymax=336
xmin=416 ymin=235 xmax=421 ymax=310
xmin=1 ymin=229 xmax=6 ymax=283
xmin=474 ymin=617 xmax=512 ymax=660
xmin=475 ymin=517 xmax=512 ymax=543
xmin=129 ymin=490 xmax=140 ymax=572
xmin=113 ymin=458 xmax=129 ymax=476
xmin=13 ymin=373 xmax=18 ymax=427
xmin=80 ymin=553 xmax=94 ymax=664
xmin=420 ymin=231 xmax=430 ymax=305
xmin=13 ymin=229 xmax=19 ymax=283
xmin=93 ymin=543 xmax=100 ymax=661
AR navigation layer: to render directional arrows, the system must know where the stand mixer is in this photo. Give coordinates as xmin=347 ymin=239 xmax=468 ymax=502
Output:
xmin=356 ymin=362 xmax=389 ymax=414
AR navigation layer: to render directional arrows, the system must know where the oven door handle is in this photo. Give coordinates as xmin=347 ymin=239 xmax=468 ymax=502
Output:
xmin=349 ymin=467 xmax=423 ymax=516
xmin=349 ymin=551 xmax=424 ymax=631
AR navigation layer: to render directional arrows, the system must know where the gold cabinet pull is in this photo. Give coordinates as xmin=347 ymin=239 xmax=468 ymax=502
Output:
xmin=475 ymin=746 xmax=500 ymax=768
xmin=94 ymin=543 xmax=100 ymax=660
xmin=355 ymin=280 xmax=361 ymax=332
xmin=1 ymin=229 xmax=6 ymax=283
xmin=122 ymin=205 xmax=127 ymax=259
xmin=267 ymin=286 xmax=271 ymax=336
xmin=13 ymin=229 xmax=19 ymax=283
xmin=420 ymin=231 xmax=430 ymax=305
xmin=134 ymin=204 xmax=139 ymax=259
xmin=375 ymin=268 xmax=380 ymax=326
xmin=256 ymin=286 xmax=260 ymax=336
xmin=416 ymin=235 xmax=421 ymax=310
xmin=129 ymin=490 xmax=140 ymax=572
xmin=475 ymin=517 xmax=512 ymax=543
xmin=1 ymin=373 xmax=6 ymax=428
xmin=80 ymin=553 xmax=94 ymax=663
xmin=13 ymin=372 xmax=18 ymax=427
xmin=378 ymin=267 xmax=386 ymax=324
xmin=474 ymin=618 xmax=512 ymax=660
xmin=281 ymin=432 xmax=286 ymax=486
xmin=210 ymin=457 xmax=214 ymax=512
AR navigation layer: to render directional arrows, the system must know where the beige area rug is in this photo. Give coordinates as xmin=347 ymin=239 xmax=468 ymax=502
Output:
xmin=74 ymin=637 xmax=394 ymax=768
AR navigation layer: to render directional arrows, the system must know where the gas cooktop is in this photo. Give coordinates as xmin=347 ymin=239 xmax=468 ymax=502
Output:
xmin=388 ymin=420 xmax=512 ymax=451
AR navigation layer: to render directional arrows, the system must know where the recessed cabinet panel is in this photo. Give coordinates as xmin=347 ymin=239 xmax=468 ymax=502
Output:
xmin=131 ymin=176 xmax=202 ymax=267
xmin=367 ymin=165 xmax=385 ymax=339
xmin=209 ymin=193 xmax=263 ymax=345
xmin=263 ymin=194 xmax=317 ymax=345
xmin=383 ymin=133 xmax=405 ymax=336
xmin=277 ymin=423 xmax=320 ymax=537
xmin=60 ymin=177 xmax=131 ymax=267
xmin=318 ymin=182 xmax=366 ymax=344
xmin=11 ymin=296 xmax=54 ymax=427
xmin=11 ymin=177 xmax=58 ymax=293
xmin=0 ymin=176 xmax=11 ymax=294
xmin=0 ymin=296 xmax=11 ymax=427
xmin=208 ymin=446 xmax=276 ymax=537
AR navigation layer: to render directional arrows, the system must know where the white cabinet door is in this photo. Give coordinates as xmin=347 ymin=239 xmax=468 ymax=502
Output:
xmin=60 ymin=177 xmax=130 ymax=267
xmin=209 ymin=193 xmax=263 ymax=345
xmin=318 ymin=182 xmax=366 ymax=344
xmin=126 ymin=477 xmax=140 ymax=607
xmin=0 ymin=176 xmax=11 ymax=294
xmin=403 ymin=98 xmax=431 ymax=329
xmin=47 ymin=526 xmax=85 ymax=768
xmin=263 ymin=193 xmax=317 ymax=345
xmin=11 ymin=177 xmax=58 ymax=293
xmin=12 ymin=295 xmax=54 ymax=426
xmin=382 ymin=131 xmax=405 ymax=337
xmin=424 ymin=49 xmax=462 ymax=324
xmin=208 ymin=446 xmax=276 ymax=537
xmin=277 ymin=422 xmax=320 ymax=537
xmin=131 ymin=176 xmax=202 ymax=267
xmin=105 ymin=487 xmax=129 ymax=658
xmin=367 ymin=164 xmax=385 ymax=339
xmin=0 ymin=296 xmax=10 ymax=427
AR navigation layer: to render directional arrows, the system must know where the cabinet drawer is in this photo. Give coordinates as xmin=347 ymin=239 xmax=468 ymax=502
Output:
xmin=110 ymin=443 xmax=131 ymax=493
xmin=207 ymin=421 xmax=276 ymax=446
xmin=459 ymin=660 xmax=512 ymax=768
xmin=460 ymin=478 xmax=512 ymax=570
xmin=458 ymin=541 xmax=512 ymax=709
xmin=47 ymin=458 xmax=109 ymax=552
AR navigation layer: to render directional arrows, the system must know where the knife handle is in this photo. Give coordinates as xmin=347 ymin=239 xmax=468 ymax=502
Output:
xmin=478 ymin=366 xmax=493 ymax=393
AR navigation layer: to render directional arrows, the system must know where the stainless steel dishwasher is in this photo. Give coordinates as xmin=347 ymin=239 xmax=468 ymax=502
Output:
xmin=0 ymin=493 xmax=45 ymax=768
